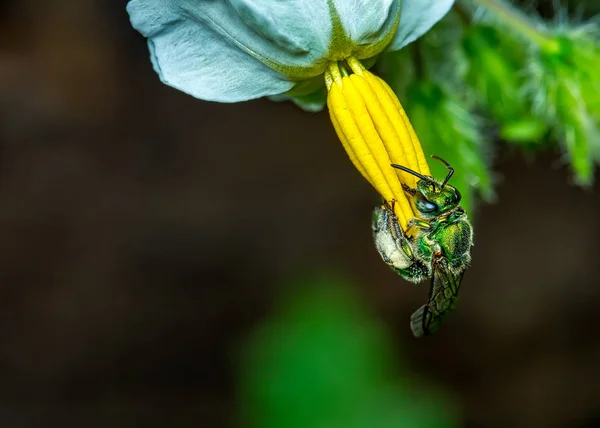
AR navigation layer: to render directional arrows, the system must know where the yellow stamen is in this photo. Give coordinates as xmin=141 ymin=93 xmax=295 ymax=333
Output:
xmin=376 ymin=77 xmax=431 ymax=177
xmin=326 ymin=58 xmax=430 ymax=231
xmin=329 ymin=101 xmax=373 ymax=185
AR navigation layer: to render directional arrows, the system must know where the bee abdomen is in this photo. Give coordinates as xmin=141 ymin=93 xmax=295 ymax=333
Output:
xmin=394 ymin=260 xmax=430 ymax=284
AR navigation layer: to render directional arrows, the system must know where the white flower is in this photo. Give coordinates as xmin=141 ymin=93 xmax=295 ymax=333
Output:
xmin=127 ymin=0 xmax=454 ymax=103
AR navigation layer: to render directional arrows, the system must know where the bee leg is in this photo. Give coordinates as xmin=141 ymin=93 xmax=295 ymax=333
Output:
xmin=408 ymin=218 xmax=432 ymax=230
xmin=372 ymin=203 xmax=430 ymax=283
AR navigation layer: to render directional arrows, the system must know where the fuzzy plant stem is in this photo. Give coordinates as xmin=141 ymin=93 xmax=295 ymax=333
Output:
xmin=468 ymin=0 xmax=560 ymax=53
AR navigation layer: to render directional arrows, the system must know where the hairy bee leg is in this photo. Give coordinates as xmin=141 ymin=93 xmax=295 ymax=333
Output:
xmin=389 ymin=207 xmax=405 ymax=241
xmin=372 ymin=204 xmax=429 ymax=283
xmin=383 ymin=204 xmax=418 ymax=262
xmin=380 ymin=203 xmax=424 ymax=261
xmin=408 ymin=218 xmax=432 ymax=230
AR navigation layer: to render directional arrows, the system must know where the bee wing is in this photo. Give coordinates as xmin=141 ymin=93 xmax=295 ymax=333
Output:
xmin=410 ymin=256 xmax=464 ymax=338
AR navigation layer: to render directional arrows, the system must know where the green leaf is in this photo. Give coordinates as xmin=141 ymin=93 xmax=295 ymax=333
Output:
xmin=462 ymin=26 xmax=542 ymax=136
xmin=238 ymin=276 xmax=458 ymax=428
xmin=526 ymin=27 xmax=600 ymax=185
xmin=500 ymin=119 xmax=547 ymax=144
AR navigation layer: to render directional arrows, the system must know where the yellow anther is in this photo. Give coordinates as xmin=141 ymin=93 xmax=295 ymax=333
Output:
xmin=326 ymin=58 xmax=431 ymax=231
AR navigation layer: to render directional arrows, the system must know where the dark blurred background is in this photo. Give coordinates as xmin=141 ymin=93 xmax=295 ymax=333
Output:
xmin=1 ymin=1 xmax=599 ymax=427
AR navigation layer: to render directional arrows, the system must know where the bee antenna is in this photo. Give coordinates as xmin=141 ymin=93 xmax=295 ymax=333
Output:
xmin=431 ymin=155 xmax=454 ymax=189
xmin=390 ymin=163 xmax=433 ymax=184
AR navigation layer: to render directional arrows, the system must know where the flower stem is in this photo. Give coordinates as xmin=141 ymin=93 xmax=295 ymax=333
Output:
xmin=340 ymin=63 xmax=350 ymax=77
xmin=346 ymin=57 xmax=365 ymax=75
xmin=325 ymin=62 xmax=344 ymax=90
xmin=468 ymin=0 xmax=560 ymax=53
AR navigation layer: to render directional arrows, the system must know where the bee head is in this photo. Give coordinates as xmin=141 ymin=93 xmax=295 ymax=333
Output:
xmin=391 ymin=156 xmax=461 ymax=219
xmin=414 ymin=180 xmax=461 ymax=218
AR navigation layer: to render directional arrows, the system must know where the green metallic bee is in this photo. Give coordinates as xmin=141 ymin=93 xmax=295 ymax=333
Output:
xmin=372 ymin=156 xmax=473 ymax=338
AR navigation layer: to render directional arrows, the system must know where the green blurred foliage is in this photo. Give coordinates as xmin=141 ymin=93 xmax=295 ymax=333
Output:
xmin=238 ymin=276 xmax=458 ymax=428
xmin=462 ymin=25 xmax=548 ymax=145
xmin=460 ymin=0 xmax=600 ymax=184
xmin=526 ymin=27 xmax=600 ymax=184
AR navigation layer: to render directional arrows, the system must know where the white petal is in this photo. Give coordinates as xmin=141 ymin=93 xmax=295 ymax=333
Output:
xmin=145 ymin=23 xmax=294 ymax=102
xmin=390 ymin=0 xmax=455 ymax=50
xmin=228 ymin=0 xmax=332 ymax=60
xmin=333 ymin=0 xmax=398 ymax=47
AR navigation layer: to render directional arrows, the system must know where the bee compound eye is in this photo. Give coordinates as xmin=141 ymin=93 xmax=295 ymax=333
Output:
xmin=415 ymin=198 xmax=438 ymax=214
xmin=414 ymin=192 xmax=438 ymax=214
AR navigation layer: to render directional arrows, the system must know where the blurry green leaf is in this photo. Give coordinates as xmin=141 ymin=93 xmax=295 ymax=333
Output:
xmin=526 ymin=26 xmax=600 ymax=185
xmin=459 ymin=0 xmax=600 ymax=184
xmin=238 ymin=276 xmax=457 ymax=428
xmin=462 ymin=25 xmax=549 ymax=144
xmin=500 ymin=118 xmax=547 ymax=144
